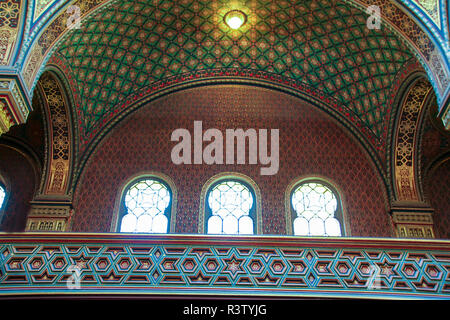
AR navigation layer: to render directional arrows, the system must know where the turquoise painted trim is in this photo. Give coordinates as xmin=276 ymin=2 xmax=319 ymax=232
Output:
xmin=0 ymin=234 xmax=449 ymax=299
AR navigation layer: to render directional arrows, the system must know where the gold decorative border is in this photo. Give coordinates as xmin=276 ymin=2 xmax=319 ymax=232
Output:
xmin=26 ymin=218 xmax=68 ymax=232
xmin=395 ymin=224 xmax=434 ymax=238
xmin=393 ymin=78 xmax=433 ymax=202
xmin=0 ymin=0 xmax=22 ymax=66
xmin=37 ymin=73 xmax=72 ymax=195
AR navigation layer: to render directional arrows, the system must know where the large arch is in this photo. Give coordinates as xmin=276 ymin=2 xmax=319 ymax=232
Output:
xmin=30 ymin=0 xmax=433 ymax=195
xmin=24 ymin=70 xmax=76 ymax=232
xmin=389 ymin=73 xmax=437 ymax=238
xmin=71 ymin=84 xmax=392 ymax=236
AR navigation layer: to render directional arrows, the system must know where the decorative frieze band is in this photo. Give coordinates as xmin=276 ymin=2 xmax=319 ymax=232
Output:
xmin=0 ymin=234 xmax=449 ymax=299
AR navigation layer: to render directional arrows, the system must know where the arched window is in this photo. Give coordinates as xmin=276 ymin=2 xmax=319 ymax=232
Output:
xmin=0 ymin=183 xmax=6 ymax=211
xmin=117 ymin=177 xmax=173 ymax=233
xmin=290 ymin=180 xmax=344 ymax=236
xmin=205 ymin=179 xmax=256 ymax=235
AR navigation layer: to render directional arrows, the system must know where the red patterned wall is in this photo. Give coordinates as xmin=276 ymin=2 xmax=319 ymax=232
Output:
xmin=419 ymin=105 xmax=450 ymax=239
xmin=0 ymin=145 xmax=36 ymax=232
xmin=73 ymin=85 xmax=391 ymax=236
xmin=425 ymin=160 xmax=450 ymax=239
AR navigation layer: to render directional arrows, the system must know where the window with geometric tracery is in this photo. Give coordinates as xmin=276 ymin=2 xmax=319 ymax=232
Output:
xmin=291 ymin=181 xmax=343 ymax=236
xmin=206 ymin=180 xmax=255 ymax=235
xmin=118 ymin=178 xmax=172 ymax=233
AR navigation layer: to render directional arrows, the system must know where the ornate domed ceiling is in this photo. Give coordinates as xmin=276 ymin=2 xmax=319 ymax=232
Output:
xmin=50 ymin=0 xmax=423 ymax=154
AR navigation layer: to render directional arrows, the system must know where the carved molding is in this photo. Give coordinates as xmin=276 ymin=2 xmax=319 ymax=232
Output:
xmin=394 ymin=78 xmax=433 ymax=201
xmin=25 ymin=203 xmax=73 ymax=232
xmin=0 ymin=77 xmax=31 ymax=133
xmin=38 ymin=73 xmax=71 ymax=195
xmin=391 ymin=206 xmax=435 ymax=238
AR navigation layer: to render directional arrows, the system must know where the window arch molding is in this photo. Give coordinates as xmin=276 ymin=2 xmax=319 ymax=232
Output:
xmin=198 ymin=172 xmax=262 ymax=235
xmin=285 ymin=176 xmax=349 ymax=236
xmin=111 ymin=172 xmax=178 ymax=233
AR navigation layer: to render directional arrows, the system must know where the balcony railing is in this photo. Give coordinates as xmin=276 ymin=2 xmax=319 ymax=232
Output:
xmin=0 ymin=233 xmax=449 ymax=299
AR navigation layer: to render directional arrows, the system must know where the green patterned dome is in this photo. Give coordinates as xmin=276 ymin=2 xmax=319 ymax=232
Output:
xmin=54 ymin=0 xmax=416 ymax=148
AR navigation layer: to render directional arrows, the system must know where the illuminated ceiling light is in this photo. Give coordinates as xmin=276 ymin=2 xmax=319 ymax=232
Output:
xmin=224 ymin=10 xmax=247 ymax=30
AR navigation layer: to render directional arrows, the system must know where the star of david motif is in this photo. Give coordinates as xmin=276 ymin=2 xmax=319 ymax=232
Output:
xmin=71 ymin=253 xmax=92 ymax=271
xmin=376 ymin=259 xmax=399 ymax=283
xmin=223 ymin=254 xmax=245 ymax=280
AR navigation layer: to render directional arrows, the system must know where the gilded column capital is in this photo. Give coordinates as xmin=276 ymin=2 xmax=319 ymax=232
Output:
xmin=25 ymin=200 xmax=74 ymax=232
xmin=0 ymin=76 xmax=32 ymax=134
xmin=391 ymin=203 xmax=435 ymax=238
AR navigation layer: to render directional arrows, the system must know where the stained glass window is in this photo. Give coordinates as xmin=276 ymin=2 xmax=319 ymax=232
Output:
xmin=0 ymin=184 xmax=5 ymax=210
xmin=119 ymin=178 xmax=171 ymax=233
xmin=206 ymin=180 xmax=255 ymax=235
xmin=291 ymin=182 xmax=342 ymax=236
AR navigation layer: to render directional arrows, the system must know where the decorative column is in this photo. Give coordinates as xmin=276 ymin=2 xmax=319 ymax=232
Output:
xmin=0 ymin=0 xmax=32 ymax=134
